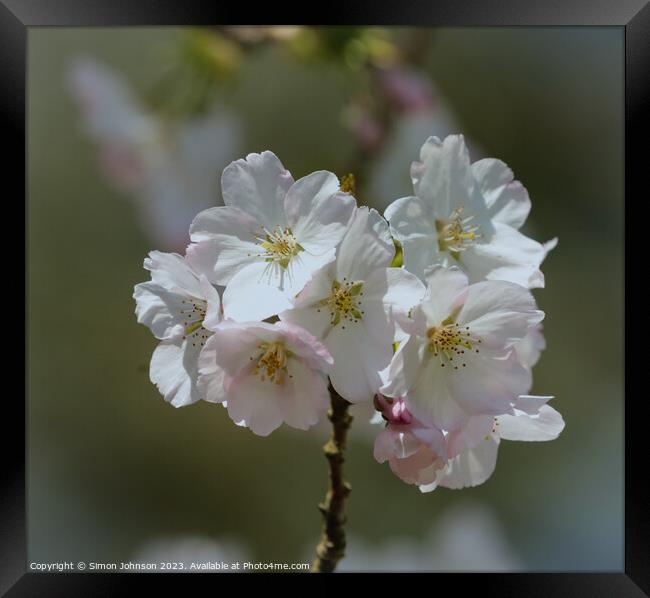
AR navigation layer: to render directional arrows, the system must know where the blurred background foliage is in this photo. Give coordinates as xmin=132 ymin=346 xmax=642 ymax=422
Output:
xmin=27 ymin=26 xmax=623 ymax=570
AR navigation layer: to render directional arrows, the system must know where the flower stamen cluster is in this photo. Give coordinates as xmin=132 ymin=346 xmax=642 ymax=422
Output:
xmin=181 ymin=298 xmax=208 ymax=342
xmin=435 ymin=206 xmax=481 ymax=254
xmin=426 ymin=322 xmax=480 ymax=369
xmin=319 ymin=279 xmax=364 ymax=326
xmin=252 ymin=341 xmax=291 ymax=385
xmin=257 ymin=226 xmax=303 ymax=269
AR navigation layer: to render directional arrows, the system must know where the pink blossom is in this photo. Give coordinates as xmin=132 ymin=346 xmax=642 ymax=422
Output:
xmin=198 ymin=320 xmax=333 ymax=436
xmin=373 ymin=394 xmax=447 ymax=485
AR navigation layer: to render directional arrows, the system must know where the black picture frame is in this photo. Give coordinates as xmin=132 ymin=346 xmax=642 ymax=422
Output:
xmin=7 ymin=0 xmax=647 ymax=593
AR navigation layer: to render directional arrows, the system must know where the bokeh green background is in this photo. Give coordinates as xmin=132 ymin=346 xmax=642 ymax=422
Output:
xmin=27 ymin=27 xmax=623 ymax=570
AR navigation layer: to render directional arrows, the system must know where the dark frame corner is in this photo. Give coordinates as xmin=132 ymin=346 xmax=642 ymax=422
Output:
xmin=7 ymin=0 xmax=648 ymax=594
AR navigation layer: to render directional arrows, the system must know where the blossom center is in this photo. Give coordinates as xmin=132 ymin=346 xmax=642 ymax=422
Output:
xmin=258 ymin=226 xmax=303 ymax=269
xmin=435 ymin=207 xmax=481 ymax=255
xmin=253 ymin=341 xmax=290 ymax=385
xmin=319 ymin=278 xmax=364 ymax=327
xmin=426 ymin=321 xmax=481 ymax=370
xmin=180 ymin=298 xmax=210 ymax=347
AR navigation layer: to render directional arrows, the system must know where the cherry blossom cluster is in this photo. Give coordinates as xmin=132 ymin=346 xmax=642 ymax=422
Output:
xmin=134 ymin=134 xmax=564 ymax=492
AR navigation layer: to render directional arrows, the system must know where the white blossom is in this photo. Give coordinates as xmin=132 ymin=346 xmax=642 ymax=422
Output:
xmin=381 ymin=265 xmax=543 ymax=430
xmin=187 ymin=151 xmax=356 ymax=321
xmin=198 ymin=321 xmax=333 ymax=436
xmin=133 ymin=251 xmax=222 ymax=406
xmin=385 ymin=134 xmax=554 ymax=288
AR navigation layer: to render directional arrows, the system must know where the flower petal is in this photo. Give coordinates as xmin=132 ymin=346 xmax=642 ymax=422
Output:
xmin=222 ymin=257 xmax=320 ymax=322
xmin=457 ymin=279 xmax=543 ymax=349
xmin=284 ymin=171 xmax=355 ymax=253
xmin=187 ymin=206 xmax=262 ymax=285
xmin=279 ymin=262 xmax=338 ymax=339
xmin=497 ymin=405 xmax=565 ymax=441
xmin=287 ymin=248 xmax=337 ymax=296
xmin=196 ymin=335 xmax=227 ymax=404
xmin=406 ymin=357 xmax=469 ymax=431
xmin=224 ymin=374 xmax=286 ymax=437
xmin=133 ymin=282 xmax=186 ymax=340
xmin=411 ymin=135 xmax=474 ymax=219
xmin=402 ymin=235 xmax=447 ymax=282
xmin=446 ymin=350 xmax=530 ymax=416
xmin=189 ymin=205 xmax=261 ymax=244
xmin=446 ymin=415 xmax=495 ymax=458
xmin=366 ymin=268 xmax=425 ymax=314
xmin=291 ymin=261 xmax=336 ymax=307
xmin=280 ymin=360 xmax=330 ymax=430
xmin=460 ymin=222 xmax=548 ymax=288
xmin=420 ymin=436 xmax=500 ymax=492
xmin=384 ymin=195 xmax=436 ymax=238
xmin=514 ymin=324 xmax=546 ymax=369
xmin=374 ymin=427 xmax=398 ymax=463
xmin=279 ymin=305 xmax=332 ymax=342
xmin=150 ymin=338 xmax=203 ymax=407
xmin=472 ymin=158 xmax=531 ymax=230
xmin=198 ymin=275 xmax=222 ymax=330
xmin=418 ymin=265 xmax=469 ymax=325
xmin=380 ymin=336 xmax=427 ymax=400
xmin=221 ymin=151 xmax=293 ymax=228
xmin=144 ymin=251 xmax=203 ymax=297
xmin=335 ymin=207 xmax=394 ymax=281
xmin=384 ymin=196 xmax=438 ymax=281
xmin=327 ymin=322 xmax=389 ymax=403
xmin=390 ymin=446 xmax=445 ymax=486
xmin=361 ymin=267 xmax=426 ymax=349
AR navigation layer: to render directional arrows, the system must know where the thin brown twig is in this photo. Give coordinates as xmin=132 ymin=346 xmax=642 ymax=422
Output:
xmin=311 ymin=385 xmax=353 ymax=573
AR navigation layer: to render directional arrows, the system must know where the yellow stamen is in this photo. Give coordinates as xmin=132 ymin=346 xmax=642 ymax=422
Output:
xmin=340 ymin=173 xmax=356 ymax=195
xmin=180 ymin=298 xmax=210 ymax=347
xmin=258 ymin=226 xmax=303 ymax=269
xmin=320 ymin=278 xmax=364 ymax=327
xmin=185 ymin=320 xmax=203 ymax=335
xmin=426 ymin=321 xmax=481 ymax=370
xmin=253 ymin=342 xmax=290 ymax=385
xmin=435 ymin=207 xmax=481 ymax=255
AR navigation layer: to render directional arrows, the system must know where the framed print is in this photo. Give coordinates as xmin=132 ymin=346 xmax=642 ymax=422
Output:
xmin=5 ymin=0 xmax=648 ymax=594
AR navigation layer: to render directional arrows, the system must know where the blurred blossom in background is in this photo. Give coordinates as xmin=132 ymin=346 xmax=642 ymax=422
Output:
xmin=68 ymin=55 xmax=241 ymax=251
xmin=28 ymin=27 xmax=623 ymax=571
xmin=338 ymin=502 xmax=521 ymax=572
xmin=133 ymin=536 xmax=249 ymax=572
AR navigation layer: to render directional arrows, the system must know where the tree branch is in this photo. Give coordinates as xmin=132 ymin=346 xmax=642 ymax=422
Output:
xmin=311 ymin=385 xmax=353 ymax=573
